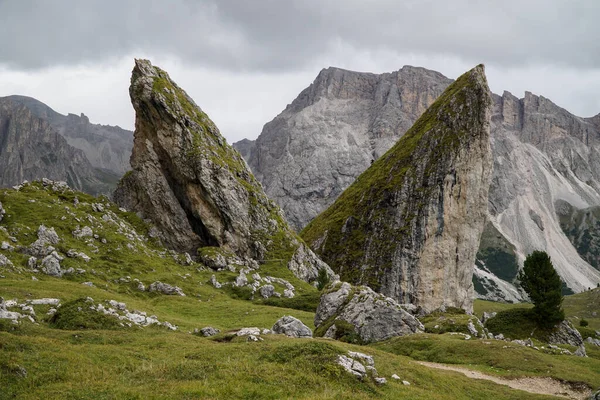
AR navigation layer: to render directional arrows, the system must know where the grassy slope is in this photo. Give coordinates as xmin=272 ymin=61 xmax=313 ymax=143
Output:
xmin=1 ymin=184 xmax=599 ymax=399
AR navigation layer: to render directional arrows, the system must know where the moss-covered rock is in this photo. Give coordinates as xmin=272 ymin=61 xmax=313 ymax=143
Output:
xmin=302 ymin=65 xmax=493 ymax=313
xmin=114 ymin=59 xmax=333 ymax=283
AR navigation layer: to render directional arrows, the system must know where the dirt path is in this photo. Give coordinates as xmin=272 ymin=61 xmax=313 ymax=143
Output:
xmin=417 ymin=361 xmax=592 ymax=399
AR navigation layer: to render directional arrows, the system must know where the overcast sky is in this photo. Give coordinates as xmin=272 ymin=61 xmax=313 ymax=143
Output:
xmin=1 ymin=0 xmax=599 ymax=143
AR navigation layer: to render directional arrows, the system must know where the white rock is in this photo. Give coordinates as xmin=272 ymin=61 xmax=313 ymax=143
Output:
xmin=236 ymin=327 xmax=261 ymax=336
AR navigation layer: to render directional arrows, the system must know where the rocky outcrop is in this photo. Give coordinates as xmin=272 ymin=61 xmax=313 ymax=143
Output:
xmin=0 ymin=98 xmax=120 ymax=195
xmin=234 ymin=66 xmax=452 ymax=231
xmin=314 ymin=282 xmax=424 ymax=343
xmin=4 ymin=95 xmax=133 ymax=175
xmin=114 ymin=59 xmax=333 ymax=283
xmin=302 ymin=65 xmax=492 ymax=313
xmin=548 ymin=320 xmax=584 ymax=347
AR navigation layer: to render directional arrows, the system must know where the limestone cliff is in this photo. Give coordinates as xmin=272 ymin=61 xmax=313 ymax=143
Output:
xmin=114 ymin=59 xmax=332 ymax=283
xmin=4 ymin=95 xmax=133 ymax=175
xmin=234 ymin=66 xmax=452 ymax=230
xmin=0 ymin=98 xmax=119 ymax=195
xmin=301 ymin=65 xmax=493 ymax=313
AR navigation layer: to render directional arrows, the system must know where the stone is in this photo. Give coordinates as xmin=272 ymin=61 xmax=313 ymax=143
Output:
xmin=374 ymin=377 xmax=387 ymax=385
xmin=199 ymin=327 xmax=220 ymax=337
xmin=112 ymin=59 xmax=333 ymax=285
xmin=347 ymin=351 xmax=374 ymax=366
xmin=548 ymin=320 xmax=584 ymax=347
xmin=481 ymin=312 xmax=497 ymax=324
xmin=41 ymin=253 xmax=63 ymax=277
xmin=574 ymin=344 xmax=587 ymax=358
xmin=391 ymin=374 xmax=401 ymax=380
xmin=337 ymin=355 xmax=366 ymax=379
xmin=247 ymin=335 xmax=262 ymax=342
xmin=82 ymin=282 xmax=94 ymax=287
xmin=73 ymin=226 xmax=93 ymax=239
xmin=302 ymin=65 xmax=493 ymax=314
xmin=234 ymin=271 xmax=248 ymax=287
xmin=0 ymin=201 xmax=4 ymax=222
xmin=108 ymin=300 xmax=127 ymax=311
xmin=27 ymin=257 xmax=37 ymax=269
xmin=271 ymin=315 xmax=312 ymax=338
xmin=148 ymin=281 xmax=186 ymax=296
xmin=28 ymin=298 xmax=60 ymax=306
xmin=259 ymin=285 xmax=275 ymax=299
xmin=314 ymin=282 xmax=424 ymax=343
xmin=495 ymin=333 xmax=505 ymax=341
xmin=1 ymin=241 xmax=13 ymax=251
xmin=210 ymin=275 xmax=222 ymax=289
xmin=467 ymin=320 xmax=480 ymax=337
xmin=236 ymin=327 xmax=261 ymax=336
xmin=137 ymin=282 xmax=146 ymax=291
xmin=283 ymin=289 xmax=295 ymax=298
xmin=402 ymin=381 xmax=411 ymax=386
xmin=0 ymin=254 xmax=13 ymax=268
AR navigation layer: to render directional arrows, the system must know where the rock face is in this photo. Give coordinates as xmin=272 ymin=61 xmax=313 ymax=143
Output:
xmin=0 ymin=98 xmax=120 ymax=195
xmin=114 ymin=59 xmax=333 ymax=283
xmin=234 ymin=66 xmax=452 ymax=231
xmin=302 ymin=65 xmax=493 ymax=313
xmin=4 ymin=95 xmax=133 ymax=175
xmin=236 ymin=67 xmax=600 ymax=300
xmin=314 ymin=282 xmax=424 ymax=343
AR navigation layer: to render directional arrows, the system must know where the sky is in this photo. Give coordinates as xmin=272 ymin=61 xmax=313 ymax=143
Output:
xmin=1 ymin=0 xmax=599 ymax=144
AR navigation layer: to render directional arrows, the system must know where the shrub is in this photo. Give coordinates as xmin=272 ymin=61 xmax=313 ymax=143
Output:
xmin=580 ymin=319 xmax=589 ymax=327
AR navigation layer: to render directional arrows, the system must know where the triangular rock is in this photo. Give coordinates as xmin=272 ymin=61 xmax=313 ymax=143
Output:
xmin=115 ymin=59 xmax=332 ymax=282
xmin=301 ymin=65 xmax=493 ymax=312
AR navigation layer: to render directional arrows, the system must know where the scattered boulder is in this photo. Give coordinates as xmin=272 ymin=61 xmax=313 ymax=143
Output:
xmin=27 ymin=257 xmax=37 ymax=269
xmin=481 ymin=311 xmax=497 ymax=324
xmin=27 ymin=225 xmax=60 ymax=257
xmin=1 ymin=241 xmax=13 ymax=251
xmin=73 ymin=226 xmax=93 ymax=239
xmin=0 ymin=201 xmax=4 ymax=222
xmin=28 ymin=298 xmax=60 ymax=306
xmin=148 ymin=281 xmax=186 ymax=296
xmin=336 ymin=351 xmax=380 ymax=381
xmin=574 ymin=344 xmax=587 ymax=358
xmin=0 ymin=254 xmax=14 ymax=268
xmin=210 ymin=275 xmax=222 ymax=289
xmin=272 ymin=316 xmax=312 ymax=338
xmin=585 ymin=337 xmax=600 ymax=347
xmin=548 ymin=320 xmax=584 ymax=347
xmin=314 ymin=282 xmax=424 ymax=343
xmin=259 ymin=285 xmax=275 ymax=299
xmin=41 ymin=252 xmax=63 ymax=277
xmin=234 ymin=271 xmax=248 ymax=287
xmin=66 ymin=249 xmax=91 ymax=262
xmin=337 ymin=354 xmax=367 ymax=379
xmin=236 ymin=327 xmax=261 ymax=336
xmin=198 ymin=327 xmax=220 ymax=337
xmin=374 ymin=377 xmax=387 ymax=385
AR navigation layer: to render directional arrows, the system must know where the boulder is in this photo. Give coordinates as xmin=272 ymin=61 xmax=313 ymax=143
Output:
xmin=271 ymin=316 xmax=312 ymax=338
xmin=148 ymin=281 xmax=186 ymax=296
xmin=198 ymin=327 xmax=220 ymax=337
xmin=41 ymin=252 xmax=63 ymax=277
xmin=314 ymin=282 xmax=424 ymax=343
xmin=548 ymin=320 xmax=584 ymax=347
xmin=259 ymin=285 xmax=275 ymax=299
xmin=0 ymin=254 xmax=13 ymax=268
xmin=0 ymin=201 xmax=4 ymax=222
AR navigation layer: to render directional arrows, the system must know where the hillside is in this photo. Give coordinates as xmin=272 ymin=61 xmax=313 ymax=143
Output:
xmin=1 ymin=182 xmax=599 ymax=399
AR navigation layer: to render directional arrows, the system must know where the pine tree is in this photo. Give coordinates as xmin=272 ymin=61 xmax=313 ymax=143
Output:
xmin=518 ymin=251 xmax=564 ymax=327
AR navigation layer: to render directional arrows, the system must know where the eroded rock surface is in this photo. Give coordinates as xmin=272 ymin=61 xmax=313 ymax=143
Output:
xmin=314 ymin=282 xmax=424 ymax=343
xmin=303 ymin=65 xmax=493 ymax=313
xmin=114 ymin=59 xmax=333 ymax=283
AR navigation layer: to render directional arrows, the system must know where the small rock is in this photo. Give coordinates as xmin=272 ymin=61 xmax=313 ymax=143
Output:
xmin=495 ymin=334 xmax=505 ymax=340
xmin=374 ymin=377 xmax=387 ymax=385
xmin=41 ymin=253 xmax=63 ymax=277
xmin=198 ymin=327 xmax=220 ymax=337
xmin=137 ymin=282 xmax=146 ymax=291
xmin=283 ymin=289 xmax=295 ymax=298
xmin=0 ymin=254 xmax=14 ymax=268
xmin=347 ymin=351 xmax=374 ymax=366
xmin=259 ymin=284 xmax=275 ymax=299
xmin=82 ymin=282 xmax=95 ymax=287
xmin=247 ymin=335 xmax=263 ymax=342
xmin=236 ymin=327 xmax=261 ymax=336
xmin=235 ymin=271 xmax=248 ymax=287
xmin=210 ymin=275 xmax=222 ymax=289
xmin=574 ymin=344 xmax=587 ymax=358
xmin=391 ymin=374 xmax=401 ymax=380
xmin=272 ymin=315 xmax=312 ymax=338
xmin=1 ymin=241 xmax=13 ymax=251
xmin=148 ymin=281 xmax=186 ymax=296
xmin=27 ymin=257 xmax=37 ymax=269
xmin=481 ymin=311 xmax=497 ymax=324
xmin=73 ymin=226 xmax=93 ymax=239
xmin=467 ymin=320 xmax=479 ymax=337
xmin=28 ymin=298 xmax=60 ymax=306
xmin=402 ymin=380 xmax=411 ymax=386
xmin=585 ymin=337 xmax=600 ymax=347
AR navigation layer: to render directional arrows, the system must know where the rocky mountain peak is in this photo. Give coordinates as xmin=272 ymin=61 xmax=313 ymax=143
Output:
xmin=114 ymin=59 xmax=333 ymax=283
xmin=301 ymin=64 xmax=493 ymax=313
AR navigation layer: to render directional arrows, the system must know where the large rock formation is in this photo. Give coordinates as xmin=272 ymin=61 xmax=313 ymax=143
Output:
xmin=236 ymin=67 xmax=600 ymax=300
xmin=234 ymin=66 xmax=452 ymax=231
xmin=301 ymin=65 xmax=493 ymax=313
xmin=0 ymin=98 xmax=120 ymax=195
xmin=114 ymin=59 xmax=333 ymax=283
xmin=3 ymin=95 xmax=133 ymax=175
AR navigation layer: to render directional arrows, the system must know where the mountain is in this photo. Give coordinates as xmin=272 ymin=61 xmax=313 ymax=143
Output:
xmin=3 ymin=95 xmax=133 ymax=175
xmin=114 ymin=59 xmax=333 ymax=283
xmin=235 ymin=67 xmax=600 ymax=301
xmin=301 ymin=65 xmax=492 ymax=313
xmin=0 ymin=97 xmax=120 ymax=194
xmin=234 ymin=66 xmax=452 ymax=231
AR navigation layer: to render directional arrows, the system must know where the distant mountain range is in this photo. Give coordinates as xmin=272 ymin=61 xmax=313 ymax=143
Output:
xmin=233 ymin=65 xmax=600 ymax=301
xmin=0 ymin=95 xmax=133 ymax=195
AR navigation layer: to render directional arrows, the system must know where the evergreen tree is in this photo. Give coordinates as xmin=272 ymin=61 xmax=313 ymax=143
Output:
xmin=518 ymin=251 xmax=564 ymax=327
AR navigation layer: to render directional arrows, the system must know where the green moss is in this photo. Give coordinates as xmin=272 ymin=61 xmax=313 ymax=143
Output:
xmin=49 ymin=298 xmax=125 ymax=330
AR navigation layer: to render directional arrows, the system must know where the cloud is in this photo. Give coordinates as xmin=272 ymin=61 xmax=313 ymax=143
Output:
xmin=1 ymin=0 xmax=599 ymax=71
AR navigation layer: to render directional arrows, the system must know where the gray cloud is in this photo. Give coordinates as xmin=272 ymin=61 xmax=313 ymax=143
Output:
xmin=1 ymin=0 xmax=599 ymax=71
